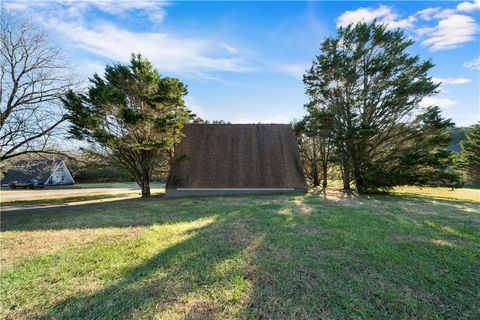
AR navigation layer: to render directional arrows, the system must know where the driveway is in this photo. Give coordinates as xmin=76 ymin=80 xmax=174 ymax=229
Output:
xmin=0 ymin=186 xmax=139 ymax=201
xmin=0 ymin=183 xmax=165 ymax=213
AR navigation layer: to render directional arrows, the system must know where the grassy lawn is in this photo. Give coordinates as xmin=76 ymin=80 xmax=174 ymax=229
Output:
xmin=1 ymin=190 xmax=479 ymax=319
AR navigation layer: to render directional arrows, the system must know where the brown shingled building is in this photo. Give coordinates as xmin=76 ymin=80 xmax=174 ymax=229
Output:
xmin=166 ymin=124 xmax=307 ymax=197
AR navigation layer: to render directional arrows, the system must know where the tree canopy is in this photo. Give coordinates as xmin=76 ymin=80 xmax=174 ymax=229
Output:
xmin=302 ymin=22 xmax=459 ymax=192
xmin=63 ymin=54 xmax=193 ymax=197
xmin=0 ymin=11 xmax=72 ymax=161
xmin=460 ymin=123 xmax=480 ymax=183
xmin=293 ymin=109 xmax=333 ymax=188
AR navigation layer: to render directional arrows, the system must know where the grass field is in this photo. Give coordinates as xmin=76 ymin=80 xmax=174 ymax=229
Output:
xmin=1 ymin=188 xmax=479 ymax=319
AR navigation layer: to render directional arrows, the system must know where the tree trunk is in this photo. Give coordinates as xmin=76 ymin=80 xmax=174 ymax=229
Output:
xmin=322 ymin=161 xmax=328 ymax=188
xmin=312 ymin=140 xmax=320 ymax=187
xmin=342 ymin=156 xmax=351 ymax=190
xmin=312 ymin=166 xmax=320 ymax=187
xmin=353 ymin=164 xmax=365 ymax=193
xmin=355 ymin=176 xmax=364 ymax=193
xmin=343 ymin=173 xmax=350 ymax=190
xmin=141 ymin=180 xmax=151 ymax=197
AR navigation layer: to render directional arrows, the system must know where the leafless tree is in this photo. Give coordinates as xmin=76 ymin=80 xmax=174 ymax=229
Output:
xmin=0 ymin=10 xmax=73 ymax=162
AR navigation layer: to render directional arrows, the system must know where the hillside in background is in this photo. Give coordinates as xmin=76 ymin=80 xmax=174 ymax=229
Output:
xmin=448 ymin=127 xmax=468 ymax=152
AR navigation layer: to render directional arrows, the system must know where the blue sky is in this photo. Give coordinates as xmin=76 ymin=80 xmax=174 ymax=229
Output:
xmin=6 ymin=0 xmax=480 ymax=126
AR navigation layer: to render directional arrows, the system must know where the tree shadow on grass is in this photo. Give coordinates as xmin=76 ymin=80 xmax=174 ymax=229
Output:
xmin=0 ymin=196 xmax=230 ymax=232
xmin=3 ymin=193 xmax=479 ymax=319
xmin=20 ymin=196 xmax=305 ymax=319
xmin=35 ymin=205 xmax=266 ymax=319
xmin=240 ymin=197 xmax=480 ymax=319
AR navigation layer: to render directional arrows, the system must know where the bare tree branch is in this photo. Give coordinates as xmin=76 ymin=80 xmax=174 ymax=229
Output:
xmin=0 ymin=9 xmax=74 ymax=162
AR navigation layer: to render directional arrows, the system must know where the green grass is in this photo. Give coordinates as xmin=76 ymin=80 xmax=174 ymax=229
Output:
xmin=1 ymin=192 xmax=479 ymax=319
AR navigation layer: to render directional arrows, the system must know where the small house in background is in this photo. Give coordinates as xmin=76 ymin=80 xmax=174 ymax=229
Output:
xmin=166 ymin=124 xmax=307 ymax=196
xmin=1 ymin=160 xmax=75 ymax=186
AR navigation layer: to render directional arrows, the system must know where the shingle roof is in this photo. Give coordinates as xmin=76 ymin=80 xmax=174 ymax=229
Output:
xmin=167 ymin=124 xmax=307 ymax=190
xmin=1 ymin=160 xmax=62 ymax=184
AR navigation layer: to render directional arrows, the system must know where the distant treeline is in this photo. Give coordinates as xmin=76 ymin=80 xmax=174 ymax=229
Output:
xmin=447 ymin=127 xmax=468 ymax=152
xmin=71 ymin=163 xmax=133 ymax=183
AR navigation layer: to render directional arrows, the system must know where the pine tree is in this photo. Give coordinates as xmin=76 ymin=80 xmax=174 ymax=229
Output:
xmin=303 ymin=21 xmax=452 ymax=192
xmin=460 ymin=123 xmax=480 ymax=183
xmin=293 ymin=110 xmax=333 ymax=188
xmin=63 ymin=54 xmax=193 ymax=197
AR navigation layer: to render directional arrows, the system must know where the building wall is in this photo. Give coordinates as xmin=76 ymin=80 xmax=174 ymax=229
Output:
xmin=167 ymin=124 xmax=307 ymax=189
xmin=50 ymin=169 xmax=67 ymax=184
xmin=47 ymin=164 xmax=75 ymax=185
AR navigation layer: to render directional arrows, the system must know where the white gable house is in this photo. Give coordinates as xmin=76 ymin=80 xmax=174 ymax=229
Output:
xmin=46 ymin=160 xmax=75 ymax=185
xmin=2 ymin=160 xmax=75 ymax=186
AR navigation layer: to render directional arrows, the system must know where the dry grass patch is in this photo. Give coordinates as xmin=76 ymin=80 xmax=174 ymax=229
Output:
xmin=393 ymin=185 xmax=480 ymax=202
xmin=0 ymin=227 xmax=147 ymax=269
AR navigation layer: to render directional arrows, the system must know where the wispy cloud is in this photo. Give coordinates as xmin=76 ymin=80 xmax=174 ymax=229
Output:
xmin=420 ymin=97 xmax=458 ymax=109
xmin=90 ymin=0 xmax=169 ymax=22
xmin=184 ymin=96 xmax=206 ymax=119
xmin=222 ymin=44 xmax=239 ymax=54
xmin=276 ymin=64 xmax=307 ymax=80
xmin=464 ymin=57 xmax=480 ymax=69
xmin=432 ymin=77 xmax=472 ymax=85
xmin=415 ymin=2 xmax=479 ymax=51
xmin=457 ymin=0 xmax=480 ymax=12
xmin=336 ymin=3 xmax=479 ymax=51
xmin=3 ymin=1 xmax=28 ymax=11
xmin=5 ymin=0 xmax=169 ymax=23
xmin=74 ymin=59 xmax=107 ymax=82
xmin=6 ymin=0 xmax=255 ymax=78
xmin=337 ymin=5 xmax=415 ymax=30
xmin=419 ymin=14 xmax=477 ymax=51
xmin=51 ymin=21 xmax=253 ymax=73
xmin=416 ymin=7 xmax=441 ymax=21
xmin=262 ymin=111 xmax=298 ymax=124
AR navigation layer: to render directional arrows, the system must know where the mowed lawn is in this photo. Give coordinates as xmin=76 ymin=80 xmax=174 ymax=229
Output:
xmin=1 ymin=189 xmax=479 ymax=319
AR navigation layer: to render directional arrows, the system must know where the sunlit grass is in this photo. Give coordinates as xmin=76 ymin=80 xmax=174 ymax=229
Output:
xmin=1 ymin=192 xmax=479 ymax=319
xmin=392 ymin=185 xmax=480 ymax=202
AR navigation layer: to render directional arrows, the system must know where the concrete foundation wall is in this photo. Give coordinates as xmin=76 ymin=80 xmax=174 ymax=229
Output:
xmin=166 ymin=188 xmax=307 ymax=197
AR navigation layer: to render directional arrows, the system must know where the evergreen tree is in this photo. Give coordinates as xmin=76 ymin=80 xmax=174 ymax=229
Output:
xmin=303 ymin=21 xmax=450 ymax=192
xmin=460 ymin=123 xmax=480 ymax=183
xmin=293 ymin=110 xmax=333 ymax=188
xmin=365 ymin=106 xmax=460 ymax=189
xmin=63 ymin=54 xmax=192 ymax=197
